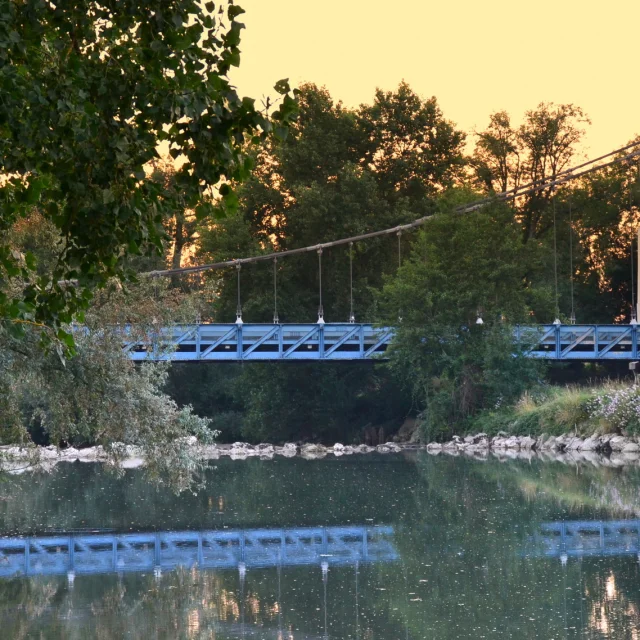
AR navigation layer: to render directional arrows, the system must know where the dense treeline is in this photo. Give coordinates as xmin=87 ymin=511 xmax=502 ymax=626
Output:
xmin=4 ymin=72 xmax=640 ymax=445
xmin=168 ymin=83 xmax=640 ymax=443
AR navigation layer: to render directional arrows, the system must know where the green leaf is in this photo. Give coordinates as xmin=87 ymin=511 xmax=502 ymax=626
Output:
xmin=24 ymin=252 xmax=37 ymax=271
xmin=195 ymin=202 xmax=213 ymax=221
xmin=25 ymin=178 xmax=45 ymax=204
xmin=228 ymin=5 xmax=246 ymax=19
xmin=56 ymin=328 xmax=76 ymax=349
xmin=274 ymin=79 xmax=291 ymax=96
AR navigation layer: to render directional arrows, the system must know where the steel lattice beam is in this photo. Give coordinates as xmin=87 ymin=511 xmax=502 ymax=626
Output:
xmin=124 ymin=323 xmax=640 ymax=362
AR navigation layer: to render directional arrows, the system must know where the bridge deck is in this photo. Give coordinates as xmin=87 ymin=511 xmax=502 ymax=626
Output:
xmin=124 ymin=323 xmax=640 ymax=362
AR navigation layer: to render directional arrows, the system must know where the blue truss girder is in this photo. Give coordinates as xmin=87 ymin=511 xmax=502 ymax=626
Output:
xmin=517 ymin=324 xmax=640 ymax=360
xmin=126 ymin=323 xmax=640 ymax=362
xmin=0 ymin=525 xmax=397 ymax=578
xmin=128 ymin=323 xmax=393 ymax=362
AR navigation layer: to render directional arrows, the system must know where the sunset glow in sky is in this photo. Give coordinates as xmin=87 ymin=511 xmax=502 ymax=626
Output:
xmin=231 ymin=0 xmax=639 ymax=158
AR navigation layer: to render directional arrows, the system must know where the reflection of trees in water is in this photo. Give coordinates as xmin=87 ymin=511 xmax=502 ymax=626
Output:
xmin=1 ymin=456 xmax=640 ymax=637
xmin=373 ymin=454 xmax=640 ymax=639
xmin=0 ymin=456 xmax=420 ymax=535
xmin=0 ymin=566 xmax=382 ymax=639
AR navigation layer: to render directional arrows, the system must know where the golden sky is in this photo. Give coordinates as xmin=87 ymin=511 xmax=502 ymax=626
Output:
xmin=231 ymin=0 xmax=639 ymax=158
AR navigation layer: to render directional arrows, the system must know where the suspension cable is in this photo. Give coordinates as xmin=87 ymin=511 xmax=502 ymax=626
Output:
xmin=317 ymin=248 xmax=324 ymax=323
xmin=273 ymin=257 xmax=279 ymax=324
xmin=141 ymin=142 xmax=640 ymax=283
xmin=569 ymin=196 xmax=575 ymax=324
xmin=552 ymin=195 xmax=560 ymax=323
xmin=235 ymin=262 xmax=242 ymax=324
xmin=349 ymin=242 xmax=355 ymax=323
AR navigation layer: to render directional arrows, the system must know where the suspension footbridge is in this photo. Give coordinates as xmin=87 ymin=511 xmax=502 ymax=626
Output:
xmin=120 ymin=143 xmax=640 ymax=364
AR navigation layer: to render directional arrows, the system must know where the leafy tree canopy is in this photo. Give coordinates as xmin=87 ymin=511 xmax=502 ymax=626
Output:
xmin=0 ymin=0 xmax=297 ymax=348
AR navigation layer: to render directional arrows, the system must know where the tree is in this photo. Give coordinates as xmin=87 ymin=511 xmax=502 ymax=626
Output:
xmin=0 ymin=0 xmax=296 ymax=347
xmin=197 ymin=82 xmax=467 ymax=323
xmin=472 ymin=103 xmax=590 ymax=241
xmin=0 ymin=275 xmax=213 ymax=486
xmin=358 ymin=81 xmax=466 ymax=213
xmin=379 ymin=195 xmax=547 ymax=440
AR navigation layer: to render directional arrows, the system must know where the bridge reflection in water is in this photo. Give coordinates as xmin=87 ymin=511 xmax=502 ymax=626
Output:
xmin=530 ymin=520 xmax=640 ymax=562
xmin=0 ymin=525 xmax=397 ymax=581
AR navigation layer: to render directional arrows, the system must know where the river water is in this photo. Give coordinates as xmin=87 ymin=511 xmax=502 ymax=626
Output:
xmin=0 ymin=453 xmax=639 ymax=639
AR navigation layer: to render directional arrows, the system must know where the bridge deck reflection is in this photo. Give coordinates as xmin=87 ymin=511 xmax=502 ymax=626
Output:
xmin=531 ymin=520 xmax=640 ymax=559
xmin=0 ymin=525 xmax=397 ymax=579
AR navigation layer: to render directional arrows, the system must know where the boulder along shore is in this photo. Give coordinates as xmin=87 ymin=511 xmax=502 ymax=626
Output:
xmin=3 ymin=433 xmax=640 ymax=471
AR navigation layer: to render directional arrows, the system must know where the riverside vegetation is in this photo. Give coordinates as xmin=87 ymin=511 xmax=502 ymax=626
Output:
xmin=3 ymin=3 xmax=640 ymax=476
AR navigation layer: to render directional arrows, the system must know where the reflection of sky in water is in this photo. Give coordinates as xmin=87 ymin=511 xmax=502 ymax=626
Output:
xmin=0 ymin=455 xmax=640 ymax=638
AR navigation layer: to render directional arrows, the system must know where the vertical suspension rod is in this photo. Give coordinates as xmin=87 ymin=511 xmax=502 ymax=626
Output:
xmin=317 ymin=248 xmax=324 ymax=323
xmin=569 ymin=197 xmax=575 ymax=324
xmin=235 ymin=262 xmax=242 ymax=324
xmin=552 ymin=195 xmax=560 ymax=322
xmin=349 ymin=242 xmax=355 ymax=323
xmin=273 ymin=257 xmax=279 ymax=324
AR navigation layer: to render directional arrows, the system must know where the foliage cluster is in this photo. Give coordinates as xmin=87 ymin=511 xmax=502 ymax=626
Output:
xmin=5 ymin=4 xmax=640 ymax=451
xmin=468 ymin=382 xmax=640 ymax=438
xmin=0 ymin=0 xmax=296 ymax=349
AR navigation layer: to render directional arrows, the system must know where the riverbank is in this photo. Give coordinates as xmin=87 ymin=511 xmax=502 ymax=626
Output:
xmin=5 ymin=434 xmax=640 ymax=472
xmin=464 ymin=383 xmax=636 ymax=439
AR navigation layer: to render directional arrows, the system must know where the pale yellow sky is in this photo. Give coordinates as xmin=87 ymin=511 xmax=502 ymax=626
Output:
xmin=231 ymin=0 xmax=639 ymax=158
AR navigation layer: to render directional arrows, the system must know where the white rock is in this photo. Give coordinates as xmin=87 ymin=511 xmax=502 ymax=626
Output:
xmin=504 ymin=437 xmax=520 ymax=449
xmin=256 ymin=444 xmax=274 ymax=454
xmin=354 ymin=444 xmax=374 ymax=454
xmin=492 ymin=437 xmax=507 ymax=449
xmin=578 ymin=436 xmax=599 ymax=451
xmin=565 ymin=437 xmax=582 ymax=450
xmin=301 ymin=444 xmax=326 ymax=454
xmin=609 ymin=436 xmax=628 ymax=452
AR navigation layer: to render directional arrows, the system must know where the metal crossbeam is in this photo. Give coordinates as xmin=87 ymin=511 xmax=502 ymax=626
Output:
xmin=125 ymin=323 xmax=640 ymax=362
xmin=0 ymin=525 xmax=397 ymax=579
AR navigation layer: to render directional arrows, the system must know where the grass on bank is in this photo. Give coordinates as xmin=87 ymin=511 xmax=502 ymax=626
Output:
xmin=467 ymin=382 xmax=634 ymax=438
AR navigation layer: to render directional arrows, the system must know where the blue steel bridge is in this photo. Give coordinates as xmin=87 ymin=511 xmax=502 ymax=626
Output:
xmin=125 ymin=323 xmax=640 ymax=362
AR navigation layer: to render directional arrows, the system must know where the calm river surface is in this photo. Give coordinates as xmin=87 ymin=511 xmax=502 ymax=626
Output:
xmin=0 ymin=453 xmax=639 ymax=639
